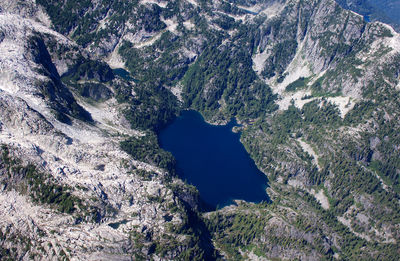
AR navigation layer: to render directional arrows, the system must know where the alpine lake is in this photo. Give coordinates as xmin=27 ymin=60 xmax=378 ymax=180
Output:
xmin=159 ymin=110 xmax=269 ymax=209
xmin=113 ymin=68 xmax=269 ymax=209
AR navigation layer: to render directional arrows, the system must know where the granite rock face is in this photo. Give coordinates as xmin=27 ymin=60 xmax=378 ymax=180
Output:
xmin=0 ymin=0 xmax=399 ymax=260
xmin=0 ymin=1 xmax=201 ymax=260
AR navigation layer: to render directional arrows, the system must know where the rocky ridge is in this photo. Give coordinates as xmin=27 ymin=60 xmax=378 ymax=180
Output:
xmin=0 ymin=1 xmax=206 ymax=260
xmin=0 ymin=0 xmax=399 ymax=260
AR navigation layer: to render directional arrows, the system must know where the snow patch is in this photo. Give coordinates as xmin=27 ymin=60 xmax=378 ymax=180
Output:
xmin=0 ymin=13 xmax=71 ymax=46
xmin=276 ymin=82 xmax=355 ymax=118
xmin=246 ymin=251 xmax=270 ymax=261
xmin=262 ymin=38 xmax=356 ymax=116
xmin=0 ymin=9 xmax=189 ymax=259
xmin=121 ymin=24 xmax=163 ymax=49
xmin=35 ymin=4 xmax=52 ymax=27
xmin=97 ymin=15 xmax=109 ymax=31
xmin=182 ymin=47 xmax=197 ymax=60
xmin=216 ymin=11 xmax=248 ymax=22
xmin=0 ymin=71 xmax=19 ymax=94
xmin=0 ymin=190 xmax=74 ymax=234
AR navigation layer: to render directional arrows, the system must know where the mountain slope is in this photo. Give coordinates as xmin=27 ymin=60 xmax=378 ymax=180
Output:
xmin=0 ymin=0 xmax=399 ymax=260
xmin=0 ymin=1 xmax=213 ymax=260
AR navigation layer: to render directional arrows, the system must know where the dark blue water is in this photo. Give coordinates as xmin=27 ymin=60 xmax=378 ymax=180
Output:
xmin=369 ymin=0 xmax=400 ymax=25
xmin=159 ymin=110 xmax=269 ymax=209
xmin=113 ymin=68 xmax=136 ymax=81
xmin=335 ymin=0 xmax=400 ymax=30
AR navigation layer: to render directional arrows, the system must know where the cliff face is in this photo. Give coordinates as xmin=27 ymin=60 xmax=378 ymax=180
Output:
xmin=0 ymin=0 xmax=399 ymax=260
xmin=0 ymin=1 xmax=210 ymax=260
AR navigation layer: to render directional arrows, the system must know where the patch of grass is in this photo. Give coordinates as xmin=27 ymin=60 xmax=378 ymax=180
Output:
xmin=285 ymin=77 xmax=309 ymax=92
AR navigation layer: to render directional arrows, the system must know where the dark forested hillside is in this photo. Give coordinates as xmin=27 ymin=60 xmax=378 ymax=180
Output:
xmin=0 ymin=0 xmax=399 ymax=259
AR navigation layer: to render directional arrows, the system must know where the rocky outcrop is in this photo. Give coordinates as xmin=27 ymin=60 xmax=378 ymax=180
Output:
xmin=0 ymin=2 xmax=208 ymax=260
xmin=0 ymin=0 xmax=399 ymax=260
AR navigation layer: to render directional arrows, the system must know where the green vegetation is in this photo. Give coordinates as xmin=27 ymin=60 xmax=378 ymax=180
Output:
xmin=285 ymin=77 xmax=309 ymax=92
xmin=182 ymin=31 xmax=277 ymax=120
xmin=38 ymin=79 xmax=93 ymax=124
xmin=29 ymin=35 xmax=93 ymax=124
xmin=344 ymin=100 xmax=376 ymax=124
xmin=0 ymin=145 xmax=112 ymax=224
xmin=37 ymin=0 xmax=93 ymax=35
xmin=118 ymin=33 xmax=184 ymax=130
xmin=123 ymin=86 xmax=178 ymax=131
xmin=61 ymin=57 xmax=114 ymax=102
xmin=24 ymin=0 xmax=400 ymax=259
xmin=1 ymin=145 xmax=83 ymax=214
xmin=62 ymin=57 xmax=114 ymax=83
xmin=135 ymin=4 xmax=166 ymax=32
xmin=0 ymin=230 xmax=34 ymax=261
xmin=120 ymin=134 xmax=176 ymax=173
xmin=128 ymin=194 xmax=215 ymax=260
xmin=241 ymin=93 xmax=400 ymax=257
xmin=37 ymin=0 xmax=139 ymax=46
xmin=130 ymin=228 xmax=211 ymax=261
xmin=205 ymin=208 xmax=270 ymax=259
xmin=262 ymin=40 xmax=298 ymax=78
xmin=300 ymin=189 xmax=399 ymax=260
xmin=69 ymin=82 xmax=113 ymax=102
xmin=303 ymin=100 xmax=341 ymax=126
xmin=119 ymin=31 xmax=189 ymax=87
xmin=213 ymin=14 xmax=237 ymax=30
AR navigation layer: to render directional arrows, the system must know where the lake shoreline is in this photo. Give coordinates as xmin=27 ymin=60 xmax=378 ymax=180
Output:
xmin=159 ymin=110 xmax=269 ymax=209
